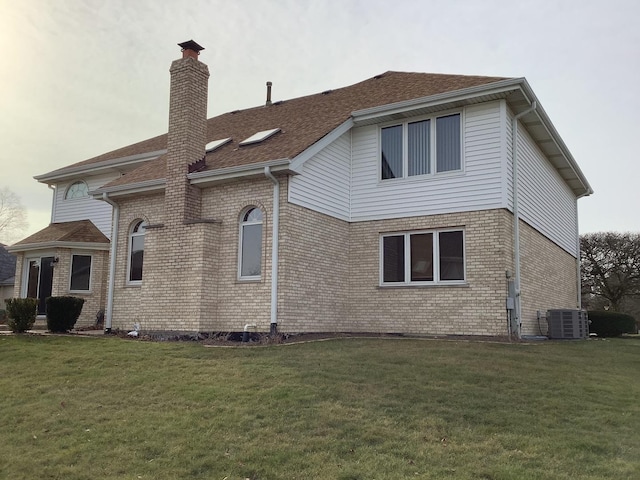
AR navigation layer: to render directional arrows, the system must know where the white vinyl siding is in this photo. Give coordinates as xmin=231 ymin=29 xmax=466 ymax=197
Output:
xmin=287 ymin=100 xmax=577 ymax=259
xmin=288 ymin=132 xmax=351 ymax=220
xmin=513 ymin=117 xmax=578 ymax=256
xmin=52 ymin=173 xmax=119 ymax=238
xmin=351 ymin=102 xmax=503 ymax=220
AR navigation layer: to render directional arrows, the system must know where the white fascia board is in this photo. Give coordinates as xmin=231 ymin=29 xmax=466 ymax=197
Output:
xmin=289 ymin=118 xmax=354 ymax=172
xmin=517 ymin=80 xmax=593 ymax=197
xmin=34 ymin=150 xmax=167 ymax=184
xmin=188 ymin=159 xmax=292 ymax=185
xmin=90 ymin=179 xmax=166 ymax=198
xmin=352 ymin=78 xmax=525 ymax=122
xmin=7 ymin=241 xmax=110 ymax=253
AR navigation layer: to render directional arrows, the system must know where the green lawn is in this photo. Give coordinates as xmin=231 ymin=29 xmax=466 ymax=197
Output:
xmin=1 ymin=335 xmax=638 ymax=479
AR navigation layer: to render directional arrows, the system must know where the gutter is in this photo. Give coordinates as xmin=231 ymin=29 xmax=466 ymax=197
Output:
xmin=189 ymin=158 xmax=292 ymax=184
xmin=91 ymin=178 xmax=166 ymax=198
xmin=511 ymin=101 xmax=537 ymax=338
xmin=101 ymin=192 xmax=120 ymax=333
xmin=264 ymin=166 xmax=280 ymax=334
xmin=6 ymin=241 xmax=109 ymax=254
xmin=35 ymin=149 xmax=167 ymax=184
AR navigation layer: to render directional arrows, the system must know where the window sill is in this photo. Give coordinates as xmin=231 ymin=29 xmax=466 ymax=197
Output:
xmin=124 ymin=283 xmax=142 ymax=288
xmin=378 ymin=169 xmax=465 ymax=185
xmin=69 ymin=291 xmax=92 ymax=295
xmin=378 ymin=283 xmax=469 ymax=289
xmin=236 ymin=278 xmax=262 ymax=284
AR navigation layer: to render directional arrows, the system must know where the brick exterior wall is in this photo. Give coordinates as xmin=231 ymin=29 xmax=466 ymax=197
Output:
xmin=199 ymin=176 xmax=275 ymax=331
xmin=109 ymin=179 xmax=276 ymax=333
xmin=110 ymin=193 xmax=165 ymax=330
xmin=278 ymin=182 xmax=350 ymax=331
xmin=346 ymin=209 xmax=513 ymax=336
xmin=10 ymin=248 xmax=108 ymax=327
xmin=518 ymin=219 xmax=579 ymax=336
xmin=108 ymin=186 xmax=580 ymax=337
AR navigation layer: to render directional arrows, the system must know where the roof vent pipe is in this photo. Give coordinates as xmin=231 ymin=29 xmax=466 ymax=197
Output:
xmin=266 ymin=81 xmax=272 ymax=106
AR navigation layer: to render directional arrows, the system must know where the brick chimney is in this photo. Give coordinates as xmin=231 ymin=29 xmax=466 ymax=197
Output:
xmin=166 ymin=40 xmax=209 ymax=224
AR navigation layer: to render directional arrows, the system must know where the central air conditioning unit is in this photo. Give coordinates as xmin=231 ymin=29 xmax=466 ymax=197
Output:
xmin=547 ymin=309 xmax=589 ymax=339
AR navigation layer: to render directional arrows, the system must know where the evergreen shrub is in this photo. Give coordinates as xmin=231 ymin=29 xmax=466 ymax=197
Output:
xmin=46 ymin=296 xmax=85 ymax=333
xmin=5 ymin=298 xmax=38 ymax=333
xmin=588 ymin=310 xmax=636 ymax=337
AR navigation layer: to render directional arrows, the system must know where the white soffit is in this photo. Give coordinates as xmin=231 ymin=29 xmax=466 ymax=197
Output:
xmin=205 ymin=137 xmax=232 ymax=152
xmin=239 ymin=128 xmax=281 ymax=146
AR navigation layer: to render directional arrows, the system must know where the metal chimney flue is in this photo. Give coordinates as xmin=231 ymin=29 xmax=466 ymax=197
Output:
xmin=178 ymin=39 xmax=204 ymax=60
xmin=266 ymin=81 xmax=272 ymax=106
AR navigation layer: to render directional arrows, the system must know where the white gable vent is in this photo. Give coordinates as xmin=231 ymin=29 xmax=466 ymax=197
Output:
xmin=239 ymin=128 xmax=281 ymax=146
xmin=547 ymin=309 xmax=589 ymax=339
xmin=205 ymin=137 xmax=232 ymax=152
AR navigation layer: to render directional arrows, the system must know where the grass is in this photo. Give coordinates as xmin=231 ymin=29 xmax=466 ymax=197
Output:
xmin=1 ymin=335 xmax=639 ymax=479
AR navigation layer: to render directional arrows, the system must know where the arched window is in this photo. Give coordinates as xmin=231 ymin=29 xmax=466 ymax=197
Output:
xmin=239 ymin=207 xmax=263 ymax=280
xmin=128 ymin=220 xmax=147 ymax=283
xmin=65 ymin=181 xmax=89 ymax=199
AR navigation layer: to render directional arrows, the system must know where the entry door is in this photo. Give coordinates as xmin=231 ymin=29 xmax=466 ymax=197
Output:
xmin=26 ymin=257 xmax=54 ymax=315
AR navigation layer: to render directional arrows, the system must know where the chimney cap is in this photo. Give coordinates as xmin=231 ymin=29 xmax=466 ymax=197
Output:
xmin=178 ymin=40 xmax=204 ymax=53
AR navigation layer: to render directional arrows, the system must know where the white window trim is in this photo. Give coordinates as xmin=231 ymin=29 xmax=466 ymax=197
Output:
xmin=379 ymin=109 xmax=465 ymax=182
xmin=126 ymin=220 xmax=146 ymax=286
xmin=21 ymin=253 xmax=54 ymax=299
xmin=237 ymin=208 xmax=263 ymax=281
xmin=69 ymin=253 xmax=93 ymax=293
xmin=379 ymin=228 xmax=466 ymax=286
xmin=64 ymin=180 xmax=89 ymax=200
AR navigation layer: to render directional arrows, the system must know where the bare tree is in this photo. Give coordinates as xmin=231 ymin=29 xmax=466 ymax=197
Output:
xmin=581 ymin=232 xmax=640 ymax=312
xmin=0 ymin=187 xmax=28 ymax=244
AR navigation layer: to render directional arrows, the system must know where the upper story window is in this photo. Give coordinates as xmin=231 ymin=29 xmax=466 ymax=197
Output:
xmin=70 ymin=254 xmax=92 ymax=291
xmin=238 ymin=207 xmax=263 ymax=280
xmin=381 ymin=229 xmax=465 ymax=285
xmin=65 ymin=181 xmax=89 ymax=199
xmin=381 ymin=113 xmax=461 ymax=180
xmin=128 ymin=220 xmax=146 ymax=284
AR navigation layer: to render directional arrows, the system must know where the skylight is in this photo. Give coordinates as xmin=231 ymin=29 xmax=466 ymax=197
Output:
xmin=205 ymin=137 xmax=232 ymax=152
xmin=239 ymin=128 xmax=281 ymax=146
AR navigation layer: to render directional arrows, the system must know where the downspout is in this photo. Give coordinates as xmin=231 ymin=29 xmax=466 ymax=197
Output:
xmin=575 ymin=192 xmax=589 ymax=310
xmin=264 ymin=167 xmax=280 ymax=335
xmin=511 ymin=101 xmax=537 ymax=338
xmin=48 ymin=185 xmax=56 ymax=223
xmin=101 ymin=193 xmax=119 ymax=333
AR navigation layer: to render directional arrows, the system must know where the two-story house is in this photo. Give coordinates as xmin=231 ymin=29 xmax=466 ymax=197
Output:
xmin=8 ymin=40 xmax=592 ymax=338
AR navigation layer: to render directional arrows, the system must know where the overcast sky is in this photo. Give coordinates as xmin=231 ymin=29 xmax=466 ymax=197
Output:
xmin=0 ymin=0 xmax=638 ymax=243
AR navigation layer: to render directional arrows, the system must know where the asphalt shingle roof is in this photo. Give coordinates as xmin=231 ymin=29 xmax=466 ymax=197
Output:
xmin=0 ymin=243 xmax=16 ymax=283
xmin=11 ymin=220 xmax=109 ymax=247
xmin=47 ymin=71 xmax=509 ymax=189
